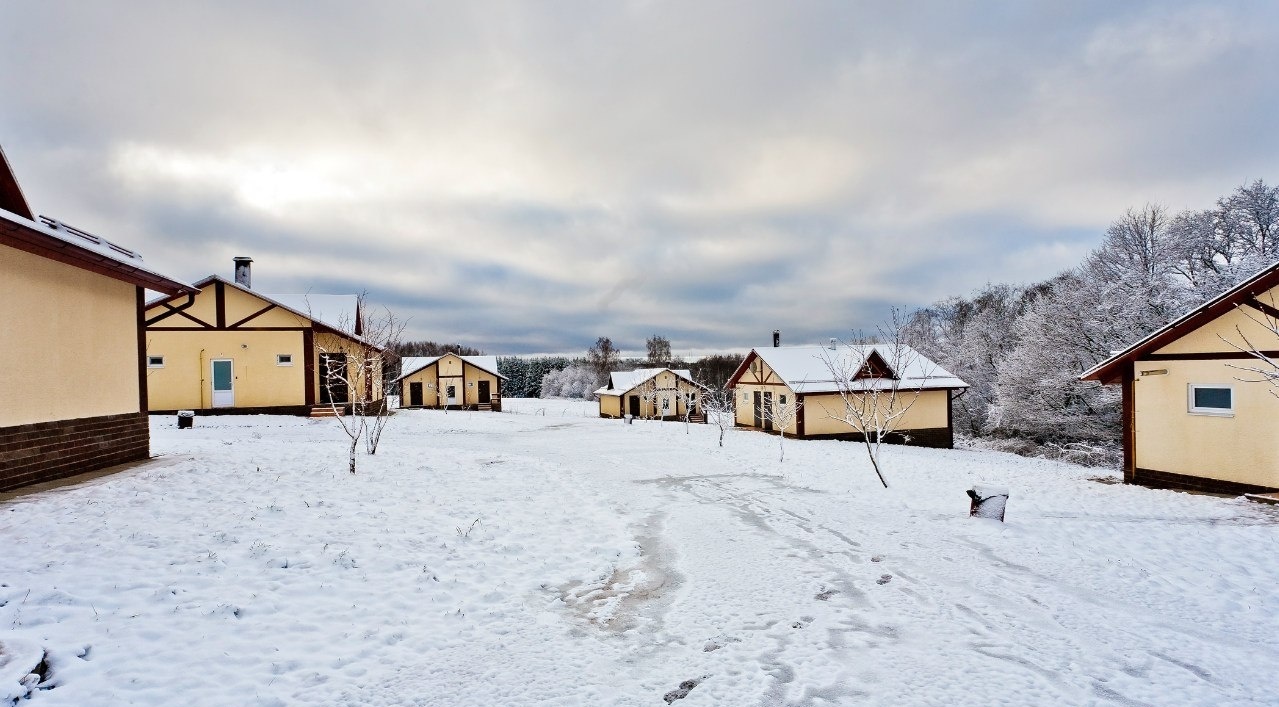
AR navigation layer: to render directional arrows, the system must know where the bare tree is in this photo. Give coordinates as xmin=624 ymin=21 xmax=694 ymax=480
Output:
xmin=761 ymin=392 xmax=803 ymax=463
xmin=646 ymin=334 xmax=672 ymax=366
xmin=821 ymin=313 xmax=933 ymax=488
xmin=702 ymin=387 xmax=736 ymax=447
xmin=587 ymin=337 xmax=621 ymax=388
xmin=313 ymin=294 xmax=400 ymax=474
xmin=361 ymin=306 xmax=407 ymax=455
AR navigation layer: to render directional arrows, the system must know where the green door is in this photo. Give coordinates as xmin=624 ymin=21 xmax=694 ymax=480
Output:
xmin=211 ymin=359 xmax=234 ymax=407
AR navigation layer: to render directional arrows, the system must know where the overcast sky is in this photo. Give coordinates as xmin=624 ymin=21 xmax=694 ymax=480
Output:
xmin=3 ymin=1 xmax=1277 ymax=355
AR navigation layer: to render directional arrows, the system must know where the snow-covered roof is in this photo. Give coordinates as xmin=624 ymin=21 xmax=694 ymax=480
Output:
xmin=734 ymin=345 xmax=967 ymax=394
xmin=396 ymin=354 xmax=505 ymax=382
xmin=0 ymin=211 xmax=194 ymax=295
xmin=262 ymin=294 xmax=360 ymax=334
xmin=594 ymin=368 xmax=697 ymax=396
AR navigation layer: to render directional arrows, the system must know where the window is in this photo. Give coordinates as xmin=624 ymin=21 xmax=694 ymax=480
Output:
xmin=780 ymin=395 xmax=787 ymax=406
xmin=1188 ymin=385 xmax=1233 ymax=416
xmin=147 ymin=355 xmax=165 ymax=368
xmin=276 ymin=354 xmax=293 ymax=366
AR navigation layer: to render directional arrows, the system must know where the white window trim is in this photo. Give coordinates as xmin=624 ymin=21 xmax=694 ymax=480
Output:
xmin=147 ymin=355 xmax=165 ymax=369
xmin=276 ymin=354 xmax=294 ymax=367
xmin=1188 ymin=384 xmax=1234 ymax=417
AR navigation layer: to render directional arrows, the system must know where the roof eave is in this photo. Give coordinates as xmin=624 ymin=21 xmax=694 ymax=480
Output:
xmin=0 ymin=213 xmax=194 ymax=295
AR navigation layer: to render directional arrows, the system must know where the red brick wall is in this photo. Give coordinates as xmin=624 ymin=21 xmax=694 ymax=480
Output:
xmin=0 ymin=412 xmax=149 ymax=492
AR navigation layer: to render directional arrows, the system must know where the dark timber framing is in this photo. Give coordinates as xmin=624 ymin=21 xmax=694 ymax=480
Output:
xmin=144 ymin=274 xmax=376 ymax=415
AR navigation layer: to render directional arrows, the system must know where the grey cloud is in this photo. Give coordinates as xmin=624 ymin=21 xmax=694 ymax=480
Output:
xmin=3 ymin=1 xmax=1278 ymax=353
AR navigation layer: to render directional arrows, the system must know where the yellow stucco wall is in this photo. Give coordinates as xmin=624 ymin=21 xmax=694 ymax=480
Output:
xmin=145 ymin=329 xmax=307 ymax=409
xmin=801 ymin=390 xmax=949 ymax=436
xmin=400 ymin=355 xmax=497 ymax=407
xmin=732 ymin=384 xmax=799 ymax=434
xmin=1 ymin=244 xmax=141 ymax=426
xmin=1154 ymin=289 xmax=1279 ymax=355
xmin=1133 ymin=359 xmax=1279 ymax=489
xmin=599 ymin=394 xmax=622 ymax=417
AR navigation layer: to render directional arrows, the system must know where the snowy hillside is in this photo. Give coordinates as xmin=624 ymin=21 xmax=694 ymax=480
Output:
xmin=2 ymin=399 xmax=1276 ymax=705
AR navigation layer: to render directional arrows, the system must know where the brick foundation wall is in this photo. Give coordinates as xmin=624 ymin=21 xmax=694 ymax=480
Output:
xmin=1130 ymin=467 xmax=1277 ymax=496
xmin=0 ymin=412 xmax=150 ymax=492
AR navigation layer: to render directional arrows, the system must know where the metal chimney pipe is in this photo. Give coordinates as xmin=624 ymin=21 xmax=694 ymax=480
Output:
xmin=233 ymin=256 xmax=253 ymax=288
xmin=829 ymin=337 xmax=837 ymax=350
xmin=773 ymin=330 xmax=780 ymax=347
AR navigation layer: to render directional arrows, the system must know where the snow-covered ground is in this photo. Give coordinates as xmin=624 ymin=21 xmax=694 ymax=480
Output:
xmin=3 ymin=399 xmax=1277 ymax=706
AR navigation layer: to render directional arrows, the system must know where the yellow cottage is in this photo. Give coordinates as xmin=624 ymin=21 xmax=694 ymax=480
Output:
xmin=0 ymin=144 xmax=194 ymax=491
xmin=1082 ymin=263 xmax=1279 ymax=494
xmin=595 ymin=368 xmax=706 ymax=422
xmin=395 ymin=354 xmax=505 ymax=411
xmin=144 ymin=258 xmax=383 ymax=415
xmin=726 ymin=343 xmax=967 ymax=447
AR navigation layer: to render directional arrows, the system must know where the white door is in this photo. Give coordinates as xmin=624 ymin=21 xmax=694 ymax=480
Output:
xmin=211 ymin=359 xmax=234 ymax=407
xmin=446 ymin=384 xmax=458 ymax=406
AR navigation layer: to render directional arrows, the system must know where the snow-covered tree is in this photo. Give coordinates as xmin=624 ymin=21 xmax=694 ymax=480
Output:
xmin=701 ymin=387 xmax=736 ymax=447
xmin=538 ymin=364 xmax=598 ymax=400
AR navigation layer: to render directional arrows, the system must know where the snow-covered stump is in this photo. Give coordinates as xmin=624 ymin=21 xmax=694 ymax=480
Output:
xmin=967 ymin=484 xmax=1009 ymax=521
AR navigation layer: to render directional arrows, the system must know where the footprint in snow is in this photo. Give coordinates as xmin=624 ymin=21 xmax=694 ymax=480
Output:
xmin=876 ymin=574 xmax=892 ymax=585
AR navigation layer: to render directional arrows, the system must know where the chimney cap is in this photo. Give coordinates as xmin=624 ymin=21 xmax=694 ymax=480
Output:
xmin=233 ymin=256 xmax=253 ymax=263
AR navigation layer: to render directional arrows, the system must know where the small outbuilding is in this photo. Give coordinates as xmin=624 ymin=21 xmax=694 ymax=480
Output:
xmin=396 ymin=354 xmax=505 ymax=411
xmin=1082 ymin=262 xmax=1279 ymax=494
xmin=725 ymin=344 xmax=967 ymax=447
xmin=0 ymin=144 xmax=195 ymax=491
xmin=596 ymin=368 xmax=705 ymax=422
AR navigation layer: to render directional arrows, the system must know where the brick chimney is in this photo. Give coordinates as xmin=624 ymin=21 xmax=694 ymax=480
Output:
xmin=233 ymin=256 xmax=253 ymax=288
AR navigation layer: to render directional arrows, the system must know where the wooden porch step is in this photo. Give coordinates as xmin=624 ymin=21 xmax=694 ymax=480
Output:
xmin=476 ymin=403 xmax=492 ymax=411
xmin=309 ymin=406 xmax=344 ymax=418
xmin=688 ymin=414 xmax=706 ymax=423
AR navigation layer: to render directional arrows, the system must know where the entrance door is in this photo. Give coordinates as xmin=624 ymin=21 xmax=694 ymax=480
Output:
xmin=762 ymin=391 xmax=773 ymax=431
xmin=478 ymin=380 xmax=491 ymax=404
xmin=629 ymin=396 xmax=640 ymax=417
xmin=753 ymin=391 xmax=763 ymax=427
xmin=319 ymin=353 xmax=348 ymax=404
xmin=211 ymin=359 xmax=234 ymax=407
xmin=446 ymin=384 xmax=458 ymax=407
xmin=409 ymin=382 xmax=423 ymax=407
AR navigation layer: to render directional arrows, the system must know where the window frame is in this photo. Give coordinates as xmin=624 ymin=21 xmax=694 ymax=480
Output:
xmin=1187 ymin=384 xmax=1234 ymax=417
xmin=147 ymin=355 xmax=165 ymax=369
xmin=276 ymin=354 xmax=294 ymax=367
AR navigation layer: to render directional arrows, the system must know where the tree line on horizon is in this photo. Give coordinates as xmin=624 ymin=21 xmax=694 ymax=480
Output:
xmin=903 ymin=178 xmax=1278 ymax=463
